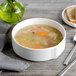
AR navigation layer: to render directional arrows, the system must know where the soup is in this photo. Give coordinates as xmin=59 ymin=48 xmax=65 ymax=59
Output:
xmin=15 ymin=24 xmax=63 ymax=49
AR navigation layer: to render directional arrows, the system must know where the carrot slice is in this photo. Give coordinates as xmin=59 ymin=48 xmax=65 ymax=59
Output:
xmin=38 ymin=30 xmax=47 ymax=36
xmin=32 ymin=43 xmax=40 ymax=49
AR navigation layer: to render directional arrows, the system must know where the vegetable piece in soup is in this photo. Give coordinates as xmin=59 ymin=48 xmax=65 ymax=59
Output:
xmin=15 ymin=24 xmax=63 ymax=49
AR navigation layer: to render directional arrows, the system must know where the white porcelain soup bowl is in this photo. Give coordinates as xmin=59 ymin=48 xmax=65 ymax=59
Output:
xmin=12 ymin=18 xmax=66 ymax=61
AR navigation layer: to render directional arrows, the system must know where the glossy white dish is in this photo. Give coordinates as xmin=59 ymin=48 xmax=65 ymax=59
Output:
xmin=12 ymin=18 xmax=66 ymax=61
xmin=62 ymin=5 xmax=76 ymax=28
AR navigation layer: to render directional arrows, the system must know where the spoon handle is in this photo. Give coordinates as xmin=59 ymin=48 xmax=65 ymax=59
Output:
xmin=58 ymin=59 xmax=76 ymax=76
xmin=64 ymin=45 xmax=76 ymax=65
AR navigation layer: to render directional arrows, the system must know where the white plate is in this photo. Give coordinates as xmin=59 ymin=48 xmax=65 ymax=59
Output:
xmin=62 ymin=5 xmax=76 ymax=28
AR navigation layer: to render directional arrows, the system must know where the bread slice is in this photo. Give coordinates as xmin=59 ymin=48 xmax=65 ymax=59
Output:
xmin=66 ymin=6 xmax=76 ymax=23
xmin=74 ymin=8 xmax=76 ymax=19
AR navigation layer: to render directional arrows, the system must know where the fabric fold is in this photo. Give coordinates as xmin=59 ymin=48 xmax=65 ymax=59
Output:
xmin=0 ymin=34 xmax=30 ymax=72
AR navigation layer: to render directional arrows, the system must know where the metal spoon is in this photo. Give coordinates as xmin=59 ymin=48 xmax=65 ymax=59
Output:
xmin=57 ymin=35 xmax=76 ymax=76
xmin=64 ymin=35 xmax=76 ymax=65
xmin=58 ymin=59 xmax=76 ymax=76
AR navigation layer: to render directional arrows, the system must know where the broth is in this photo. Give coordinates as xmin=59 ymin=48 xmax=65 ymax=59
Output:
xmin=15 ymin=24 xmax=63 ymax=49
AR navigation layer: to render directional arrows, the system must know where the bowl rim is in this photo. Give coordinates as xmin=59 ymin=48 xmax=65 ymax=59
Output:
xmin=12 ymin=18 xmax=66 ymax=51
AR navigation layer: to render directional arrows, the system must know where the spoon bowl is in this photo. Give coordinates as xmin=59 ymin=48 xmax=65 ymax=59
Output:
xmin=73 ymin=35 xmax=76 ymax=43
xmin=64 ymin=35 xmax=76 ymax=65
